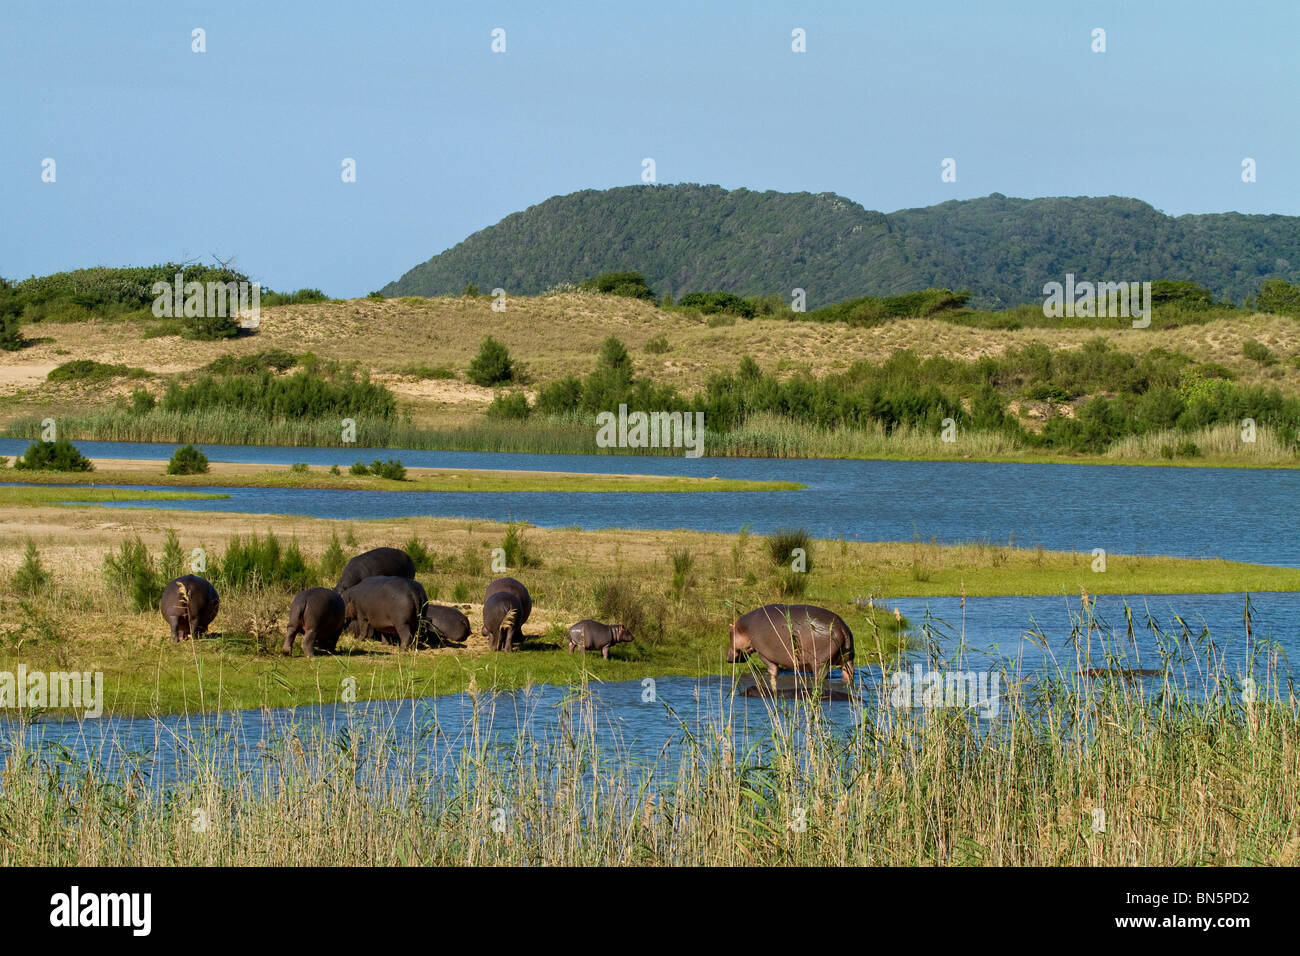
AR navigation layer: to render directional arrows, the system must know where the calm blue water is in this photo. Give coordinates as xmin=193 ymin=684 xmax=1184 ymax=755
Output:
xmin=5 ymin=439 xmax=1299 ymax=567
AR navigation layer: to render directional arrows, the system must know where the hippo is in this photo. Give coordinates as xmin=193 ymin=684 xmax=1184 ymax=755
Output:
xmin=284 ymin=587 xmax=347 ymax=658
xmin=341 ymin=576 xmax=427 ymax=650
xmin=336 ymin=547 xmax=416 ymax=592
xmin=567 ymin=620 xmax=633 ymax=659
xmin=160 ymin=575 xmax=220 ymax=642
xmin=726 ymin=604 xmax=855 ymax=693
xmin=482 ymin=590 xmax=524 ymax=652
xmin=484 ymin=577 xmax=531 ymax=626
xmin=423 ymin=603 xmax=472 ymax=645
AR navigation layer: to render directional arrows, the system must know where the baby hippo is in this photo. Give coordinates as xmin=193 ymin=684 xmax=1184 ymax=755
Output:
xmin=567 ymin=620 xmax=634 ymax=660
xmin=284 ymin=587 xmax=347 ymax=658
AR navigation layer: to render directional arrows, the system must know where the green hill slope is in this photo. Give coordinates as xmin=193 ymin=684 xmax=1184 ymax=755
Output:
xmin=383 ymin=185 xmax=1300 ymax=308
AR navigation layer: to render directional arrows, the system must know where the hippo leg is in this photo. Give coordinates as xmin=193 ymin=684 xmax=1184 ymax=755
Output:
xmin=169 ymin=619 xmax=183 ymax=643
xmin=568 ymin=641 xmax=576 ymax=653
xmin=283 ymin=627 xmax=297 ymax=655
xmin=303 ymin=629 xmax=317 ymax=658
xmin=841 ymin=660 xmax=854 ymax=685
xmin=768 ymin=661 xmax=779 ymax=694
xmin=601 ymin=646 xmax=610 ymax=660
xmin=396 ymin=624 xmax=415 ymax=650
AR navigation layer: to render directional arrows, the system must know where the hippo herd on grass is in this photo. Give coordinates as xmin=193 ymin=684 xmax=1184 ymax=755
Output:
xmin=159 ymin=546 xmax=856 ymax=690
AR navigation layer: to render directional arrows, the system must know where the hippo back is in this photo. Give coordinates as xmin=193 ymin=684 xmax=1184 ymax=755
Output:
xmin=337 ymin=547 xmax=416 ymax=592
xmin=485 ymin=577 xmax=531 ymax=625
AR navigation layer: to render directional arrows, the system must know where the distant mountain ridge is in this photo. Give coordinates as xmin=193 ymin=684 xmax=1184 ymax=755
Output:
xmin=383 ymin=185 xmax=1300 ymax=308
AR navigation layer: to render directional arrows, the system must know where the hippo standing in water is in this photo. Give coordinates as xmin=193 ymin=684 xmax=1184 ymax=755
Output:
xmin=727 ymin=604 xmax=854 ymax=693
xmin=336 ymin=547 xmax=416 ymax=592
xmin=284 ymin=587 xmax=347 ymax=657
xmin=482 ymin=590 xmax=524 ymax=652
xmin=341 ymin=576 xmax=427 ymax=650
xmin=160 ymin=575 xmax=220 ymax=642
xmin=484 ymin=577 xmax=531 ymax=626
xmin=567 ymin=620 xmax=633 ymax=659
xmin=423 ymin=603 xmax=471 ymax=645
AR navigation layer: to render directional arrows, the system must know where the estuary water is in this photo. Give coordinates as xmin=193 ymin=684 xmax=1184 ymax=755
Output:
xmin=2 ymin=439 xmax=1297 ymax=567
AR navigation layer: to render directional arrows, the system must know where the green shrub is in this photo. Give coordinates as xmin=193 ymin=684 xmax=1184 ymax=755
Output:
xmin=1242 ymin=340 xmax=1277 ymax=365
xmin=329 ymin=464 xmax=341 ymax=475
xmin=289 ymin=462 xmax=309 ymax=474
xmin=766 ymin=527 xmax=813 ymax=573
xmin=452 ymin=580 xmax=470 ymax=603
xmin=320 ymin=532 xmax=346 ymax=582
xmin=163 ymin=366 xmax=395 ymax=420
xmin=678 ymin=291 xmax=757 ymax=318
xmin=668 ymin=547 xmax=695 ymax=596
xmin=159 ymin=529 xmax=184 ymax=582
xmin=103 ymin=536 xmax=160 ymax=612
xmin=399 ymin=364 xmax=455 ymax=380
xmin=167 ymin=444 xmax=210 ymax=475
xmin=47 ymin=359 xmax=139 ymax=383
xmin=350 ymin=462 xmax=370 ymax=475
xmin=578 ymin=271 xmax=656 ymax=301
xmin=486 ymin=391 xmax=531 ymax=420
xmin=13 ymin=538 xmax=51 ymax=595
xmin=130 ymin=389 xmax=156 ymax=413
xmin=467 ymin=336 xmax=515 ymax=386
xmin=216 ymin=532 xmax=313 ymax=592
xmin=644 ymin=334 xmax=670 ymax=354
xmin=13 ymin=440 xmax=94 ymax=472
xmin=366 ymin=291 xmax=386 ymax=301
xmin=368 ymin=458 xmax=406 ymax=481
xmin=181 ymin=313 xmax=240 ymax=341
xmin=261 ymin=288 xmax=328 ymax=306
xmin=204 ymin=350 xmax=298 ymax=376
xmin=404 ymin=536 xmax=435 ymax=572
xmin=501 ymin=523 xmax=539 ymax=569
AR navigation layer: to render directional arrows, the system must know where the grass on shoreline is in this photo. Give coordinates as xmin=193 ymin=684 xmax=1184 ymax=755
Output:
xmin=0 ymin=505 xmax=1296 ymax=717
xmin=0 ymin=459 xmax=802 ymax=494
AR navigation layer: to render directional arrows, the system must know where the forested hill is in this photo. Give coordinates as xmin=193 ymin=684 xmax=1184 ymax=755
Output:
xmin=383 ymin=185 xmax=1300 ymax=308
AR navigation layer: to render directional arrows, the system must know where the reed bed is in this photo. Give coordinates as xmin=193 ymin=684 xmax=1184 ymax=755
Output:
xmin=1 ymin=601 xmax=1295 ymax=866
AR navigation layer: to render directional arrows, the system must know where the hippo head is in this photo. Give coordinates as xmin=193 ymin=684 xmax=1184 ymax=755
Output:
xmin=725 ymin=619 xmax=752 ymax=663
xmin=614 ymin=625 xmax=633 ymax=643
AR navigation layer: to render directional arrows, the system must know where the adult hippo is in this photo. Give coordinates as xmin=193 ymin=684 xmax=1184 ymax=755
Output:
xmin=567 ymin=620 xmax=633 ymax=659
xmin=726 ymin=604 xmax=854 ymax=692
xmin=482 ymin=590 xmax=524 ymax=652
xmin=423 ymin=603 xmax=472 ymax=645
xmin=336 ymin=547 xmax=416 ymax=592
xmin=284 ymin=587 xmax=347 ymax=658
xmin=341 ymin=576 xmax=427 ymax=650
xmin=160 ymin=575 xmax=220 ymax=642
xmin=484 ymin=577 xmax=531 ymax=626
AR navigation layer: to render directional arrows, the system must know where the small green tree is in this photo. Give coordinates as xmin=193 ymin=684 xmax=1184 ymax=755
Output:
xmin=13 ymin=538 xmax=51 ymax=595
xmin=13 ymin=439 xmax=94 ymax=472
xmin=467 ymin=336 xmax=515 ymax=386
xmin=167 ymin=444 xmax=210 ymax=475
xmin=181 ymin=313 xmax=240 ymax=341
xmin=320 ymin=531 xmax=346 ymax=581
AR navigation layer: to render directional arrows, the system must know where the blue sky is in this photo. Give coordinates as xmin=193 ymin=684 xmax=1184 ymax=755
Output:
xmin=2 ymin=0 xmax=1296 ymax=296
